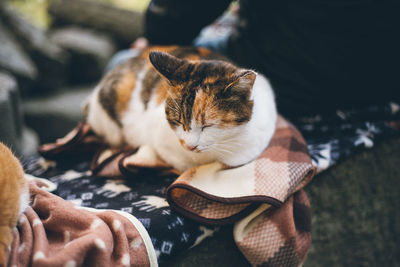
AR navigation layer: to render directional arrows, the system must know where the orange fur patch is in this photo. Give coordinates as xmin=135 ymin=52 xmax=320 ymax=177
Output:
xmin=184 ymin=54 xmax=200 ymax=61
xmin=197 ymin=47 xmax=212 ymax=57
xmin=179 ymin=139 xmax=185 ymax=147
xmin=203 ymin=75 xmax=219 ymax=85
xmin=156 ymin=80 xmax=170 ymax=105
xmin=192 ymin=90 xmax=217 ymax=125
xmin=115 ymin=71 xmax=136 ymax=113
xmin=220 ymin=112 xmax=242 ymax=127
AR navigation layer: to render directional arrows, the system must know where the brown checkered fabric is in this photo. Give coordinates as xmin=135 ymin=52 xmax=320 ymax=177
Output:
xmin=235 ymin=190 xmax=311 ymax=267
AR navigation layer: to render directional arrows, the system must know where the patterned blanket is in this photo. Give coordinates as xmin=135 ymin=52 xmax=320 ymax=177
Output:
xmin=9 ymin=115 xmax=315 ymax=267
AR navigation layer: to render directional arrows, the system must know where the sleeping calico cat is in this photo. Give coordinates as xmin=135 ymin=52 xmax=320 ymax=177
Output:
xmin=84 ymin=46 xmax=277 ymax=172
xmin=0 ymin=143 xmax=29 ymax=266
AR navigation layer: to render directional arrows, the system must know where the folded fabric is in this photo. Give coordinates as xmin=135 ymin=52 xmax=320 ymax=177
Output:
xmin=4 ymin=178 xmax=157 ymax=267
xmin=38 ymin=122 xmax=103 ymax=160
xmin=234 ymin=190 xmax=311 ymax=266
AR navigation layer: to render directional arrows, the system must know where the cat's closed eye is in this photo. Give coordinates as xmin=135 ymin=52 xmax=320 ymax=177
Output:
xmin=171 ymin=120 xmax=182 ymax=126
xmin=201 ymin=125 xmax=213 ymax=131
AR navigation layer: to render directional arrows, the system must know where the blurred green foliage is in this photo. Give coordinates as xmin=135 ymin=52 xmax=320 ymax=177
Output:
xmin=9 ymin=0 xmax=51 ymax=28
xmin=99 ymin=0 xmax=150 ymax=11
xmin=8 ymin=0 xmax=150 ymax=29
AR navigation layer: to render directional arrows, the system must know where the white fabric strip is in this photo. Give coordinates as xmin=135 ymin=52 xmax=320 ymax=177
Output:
xmin=78 ymin=206 xmax=158 ymax=267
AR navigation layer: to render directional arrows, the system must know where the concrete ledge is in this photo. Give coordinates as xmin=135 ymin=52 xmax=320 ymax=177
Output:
xmin=23 ymin=84 xmax=92 ymax=144
xmin=0 ymin=74 xmax=18 ymax=150
xmin=0 ymin=72 xmax=39 ymax=156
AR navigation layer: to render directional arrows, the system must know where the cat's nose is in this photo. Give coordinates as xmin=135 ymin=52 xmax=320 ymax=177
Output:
xmin=185 ymin=144 xmax=198 ymax=151
xmin=179 ymin=139 xmax=199 ymax=152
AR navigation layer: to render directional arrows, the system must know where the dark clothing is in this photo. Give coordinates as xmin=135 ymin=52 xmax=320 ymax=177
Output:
xmin=145 ymin=0 xmax=400 ymax=118
xmin=145 ymin=0 xmax=231 ymax=45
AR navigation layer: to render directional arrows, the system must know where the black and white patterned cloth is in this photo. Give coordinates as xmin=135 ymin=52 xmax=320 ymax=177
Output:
xmin=295 ymin=102 xmax=400 ymax=173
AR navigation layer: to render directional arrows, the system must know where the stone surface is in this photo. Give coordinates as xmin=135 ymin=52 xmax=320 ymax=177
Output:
xmin=0 ymin=22 xmax=37 ymax=87
xmin=0 ymin=2 xmax=68 ymax=92
xmin=0 ymin=73 xmax=23 ymax=137
xmin=23 ymin=84 xmax=93 ymax=144
xmin=49 ymin=27 xmax=117 ymax=84
xmin=0 ymin=73 xmax=19 ymax=151
xmin=20 ymin=126 xmax=40 ymax=156
xmin=0 ymin=72 xmax=39 ymax=156
xmin=49 ymin=0 xmax=144 ymax=47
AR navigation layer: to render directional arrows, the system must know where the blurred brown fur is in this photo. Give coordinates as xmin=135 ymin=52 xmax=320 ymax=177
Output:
xmin=0 ymin=143 xmax=28 ymax=267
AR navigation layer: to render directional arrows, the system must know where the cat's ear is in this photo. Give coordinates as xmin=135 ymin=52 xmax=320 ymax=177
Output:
xmin=224 ymin=70 xmax=257 ymax=96
xmin=149 ymin=51 xmax=189 ymax=83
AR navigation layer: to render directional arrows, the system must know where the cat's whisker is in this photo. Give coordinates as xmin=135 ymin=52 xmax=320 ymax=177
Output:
xmin=169 ymin=94 xmax=182 ymax=113
xmin=216 ymin=135 xmax=242 ymax=143
xmin=212 ymin=146 xmax=235 ymax=155
xmin=212 ymin=149 xmax=236 ymax=160
xmin=166 ymin=103 xmax=180 ymax=114
xmin=215 ymin=139 xmax=247 ymax=149
xmin=168 ymin=103 xmax=180 ymax=112
xmin=220 ymin=143 xmax=247 ymax=150
xmin=220 ymin=136 xmax=249 ymax=146
xmin=165 ymin=90 xmax=182 ymax=112
xmin=200 ymin=146 xmax=216 ymax=153
xmin=209 ymin=149 xmax=225 ymax=158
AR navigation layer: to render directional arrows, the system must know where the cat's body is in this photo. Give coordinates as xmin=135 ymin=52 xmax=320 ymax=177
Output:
xmin=0 ymin=142 xmax=29 ymax=266
xmin=85 ymin=46 xmax=277 ymax=172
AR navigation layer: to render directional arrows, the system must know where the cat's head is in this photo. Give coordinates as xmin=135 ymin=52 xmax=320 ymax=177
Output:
xmin=149 ymin=51 xmax=257 ymax=153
